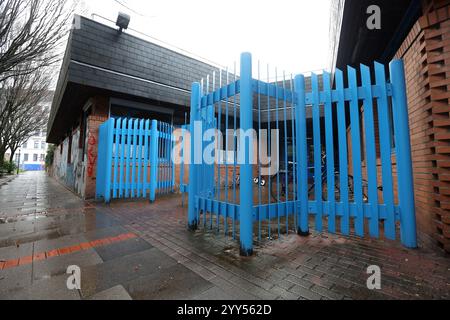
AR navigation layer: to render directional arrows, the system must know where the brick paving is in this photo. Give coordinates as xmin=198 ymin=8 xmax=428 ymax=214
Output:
xmin=99 ymin=194 xmax=450 ymax=300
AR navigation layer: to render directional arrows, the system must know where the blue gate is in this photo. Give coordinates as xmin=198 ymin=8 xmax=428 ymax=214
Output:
xmin=96 ymin=118 xmax=175 ymax=203
xmin=188 ymin=53 xmax=417 ymax=256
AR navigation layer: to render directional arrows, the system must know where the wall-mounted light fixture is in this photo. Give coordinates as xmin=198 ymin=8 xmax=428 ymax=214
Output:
xmin=116 ymin=12 xmax=130 ymax=33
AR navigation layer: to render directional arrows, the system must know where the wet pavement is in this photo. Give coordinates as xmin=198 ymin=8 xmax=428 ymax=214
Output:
xmin=0 ymin=171 xmax=449 ymax=300
xmin=0 ymin=172 xmax=211 ymax=300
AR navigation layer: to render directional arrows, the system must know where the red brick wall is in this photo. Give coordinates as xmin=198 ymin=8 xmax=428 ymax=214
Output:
xmin=412 ymin=0 xmax=450 ymax=251
xmin=394 ymin=19 xmax=436 ymax=244
xmin=347 ymin=1 xmax=450 ymax=252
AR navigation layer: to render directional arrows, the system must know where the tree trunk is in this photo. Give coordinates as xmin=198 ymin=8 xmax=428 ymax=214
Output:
xmin=0 ymin=147 xmax=6 ymax=167
xmin=7 ymin=148 xmax=17 ymax=174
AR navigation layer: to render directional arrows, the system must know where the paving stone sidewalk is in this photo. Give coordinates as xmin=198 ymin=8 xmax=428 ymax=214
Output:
xmin=0 ymin=172 xmax=449 ymax=300
xmin=0 ymin=172 xmax=212 ymax=300
xmin=0 ymin=174 xmax=17 ymax=188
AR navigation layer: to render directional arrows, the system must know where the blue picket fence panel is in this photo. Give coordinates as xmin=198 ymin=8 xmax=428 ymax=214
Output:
xmin=96 ymin=117 xmax=175 ymax=203
xmin=188 ymin=52 xmax=417 ymax=256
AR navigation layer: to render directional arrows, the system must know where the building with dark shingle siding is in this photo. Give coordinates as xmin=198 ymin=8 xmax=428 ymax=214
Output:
xmin=48 ymin=15 xmax=223 ymax=198
xmin=47 ymin=14 xmax=322 ymax=201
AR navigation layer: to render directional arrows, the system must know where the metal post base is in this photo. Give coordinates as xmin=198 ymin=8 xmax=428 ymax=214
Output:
xmin=240 ymin=247 xmax=254 ymax=257
xmin=297 ymin=228 xmax=311 ymax=237
xmin=188 ymin=222 xmax=198 ymax=232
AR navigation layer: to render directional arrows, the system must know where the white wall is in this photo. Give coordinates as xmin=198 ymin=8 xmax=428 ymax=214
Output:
xmin=6 ymin=131 xmax=48 ymax=171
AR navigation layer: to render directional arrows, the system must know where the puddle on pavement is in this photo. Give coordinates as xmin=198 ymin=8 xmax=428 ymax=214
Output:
xmin=0 ymin=212 xmax=49 ymax=225
xmin=0 ymin=207 xmax=120 ymax=249
xmin=0 ymin=230 xmax=61 ymax=248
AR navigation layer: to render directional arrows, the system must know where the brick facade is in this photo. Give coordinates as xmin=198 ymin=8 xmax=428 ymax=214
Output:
xmin=394 ymin=20 xmax=434 ymax=244
xmin=420 ymin=0 xmax=450 ymax=251
xmin=347 ymin=1 xmax=449 ymax=252
xmin=395 ymin=0 xmax=450 ymax=251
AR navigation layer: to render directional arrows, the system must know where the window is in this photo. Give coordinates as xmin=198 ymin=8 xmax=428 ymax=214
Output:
xmin=110 ymin=101 xmax=172 ymax=123
xmin=80 ymin=106 xmax=92 ymax=157
xmin=79 ymin=118 xmax=85 ymax=150
xmin=15 ymin=154 xmax=20 ymax=162
xmin=22 ymin=142 xmax=27 ymax=149
xmin=42 ymin=131 xmax=47 ymax=137
xmin=40 ymin=154 xmax=45 ymax=162
xmin=67 ymin=134 xmax=73 ymax=164
xmin=41 ymin=141 xmax=46 ymax=149
xmin=34 ymin=141 xmax=39 ymax=149
xmin=33 ymin=154 xmax=38 ymax=162
xmin=24 ymin=154 xmax=29 ymax=162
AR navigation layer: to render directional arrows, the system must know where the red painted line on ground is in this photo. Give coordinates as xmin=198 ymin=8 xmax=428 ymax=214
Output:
xmin=46 ymin=250 xmax=59 ymax=258
xmin=3 ymin=259 xmax=18 ymax=269
xmin=0 ymin=233 xmax=137 ymax=271
xmin=33 ymin=253 xmax=46 ymax=262
xmin=80 ymin=242 xmax=92 ymax=250
xmin=18 ymin=256 xmax=33 ymax=266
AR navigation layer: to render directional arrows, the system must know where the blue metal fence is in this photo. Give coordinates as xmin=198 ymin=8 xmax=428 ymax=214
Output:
xmin=96 ymin=117 xmax=175 ymax=203
xmin=188 ymin=52 xmax=417 ymax=256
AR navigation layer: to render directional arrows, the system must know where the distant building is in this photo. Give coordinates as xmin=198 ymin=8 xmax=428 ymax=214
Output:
xmin=15 ymin=131 xmax=48 ymax=171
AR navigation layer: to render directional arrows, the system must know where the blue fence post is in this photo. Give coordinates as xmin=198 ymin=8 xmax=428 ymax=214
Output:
xmin=239 ymin=52 xmax=254 ymax=256
xmin=104 ymin=119 xmax=114 ymax=204
xmin=171 ymin=125 xmax=176 ymax=192
xmin=188 ymin=82 xmax=201 ymax=231
xmin=96 ymin=122 xmax=106 ymax=200
xmin=295 ymin=75 xmax=310 ymax=236
xmin=389 ymin=60 xmax=417 ymax=249
xmin=150 ymin=119 xmax=159 ymax=203
xmin=206 ymin=105 xmax=216 ymax=200
xmin=180 ymin=125 xmax=185 ymax=205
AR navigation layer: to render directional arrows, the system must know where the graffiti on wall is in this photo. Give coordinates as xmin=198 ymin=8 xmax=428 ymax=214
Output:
xmin=55 ymin=139 xmax=68 ymax=179
xmin=50 ymin=123 xmax=101 ymax=199
xmin=71 ymin=130 xmax=85 ymax=195
xmin=65 ymin=130 xmax=80 ymax=189
xmin=52 ymin=129 xmax=85 ymax=196
xmin=87 ymin=131 xmax=97 ymax=178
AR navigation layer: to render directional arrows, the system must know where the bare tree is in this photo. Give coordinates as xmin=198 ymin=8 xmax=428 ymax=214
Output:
xmin=0 ymin=0 xmax=84 ymax=171
xmin=0 ymin=0 xmax=77 ymax=82
xmin=0 ymin=65 xmax=51 ymax=170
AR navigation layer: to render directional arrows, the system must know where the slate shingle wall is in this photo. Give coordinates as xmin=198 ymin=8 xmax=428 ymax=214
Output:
xmin=68 ymin=16 xmax=224 ymax=106
xmin=48 ymin=15 xmax=230 ymax=141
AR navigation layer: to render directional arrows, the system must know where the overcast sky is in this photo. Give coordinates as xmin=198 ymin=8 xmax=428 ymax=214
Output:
xmin=81 ymin=0 xmax=332 ymax=78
